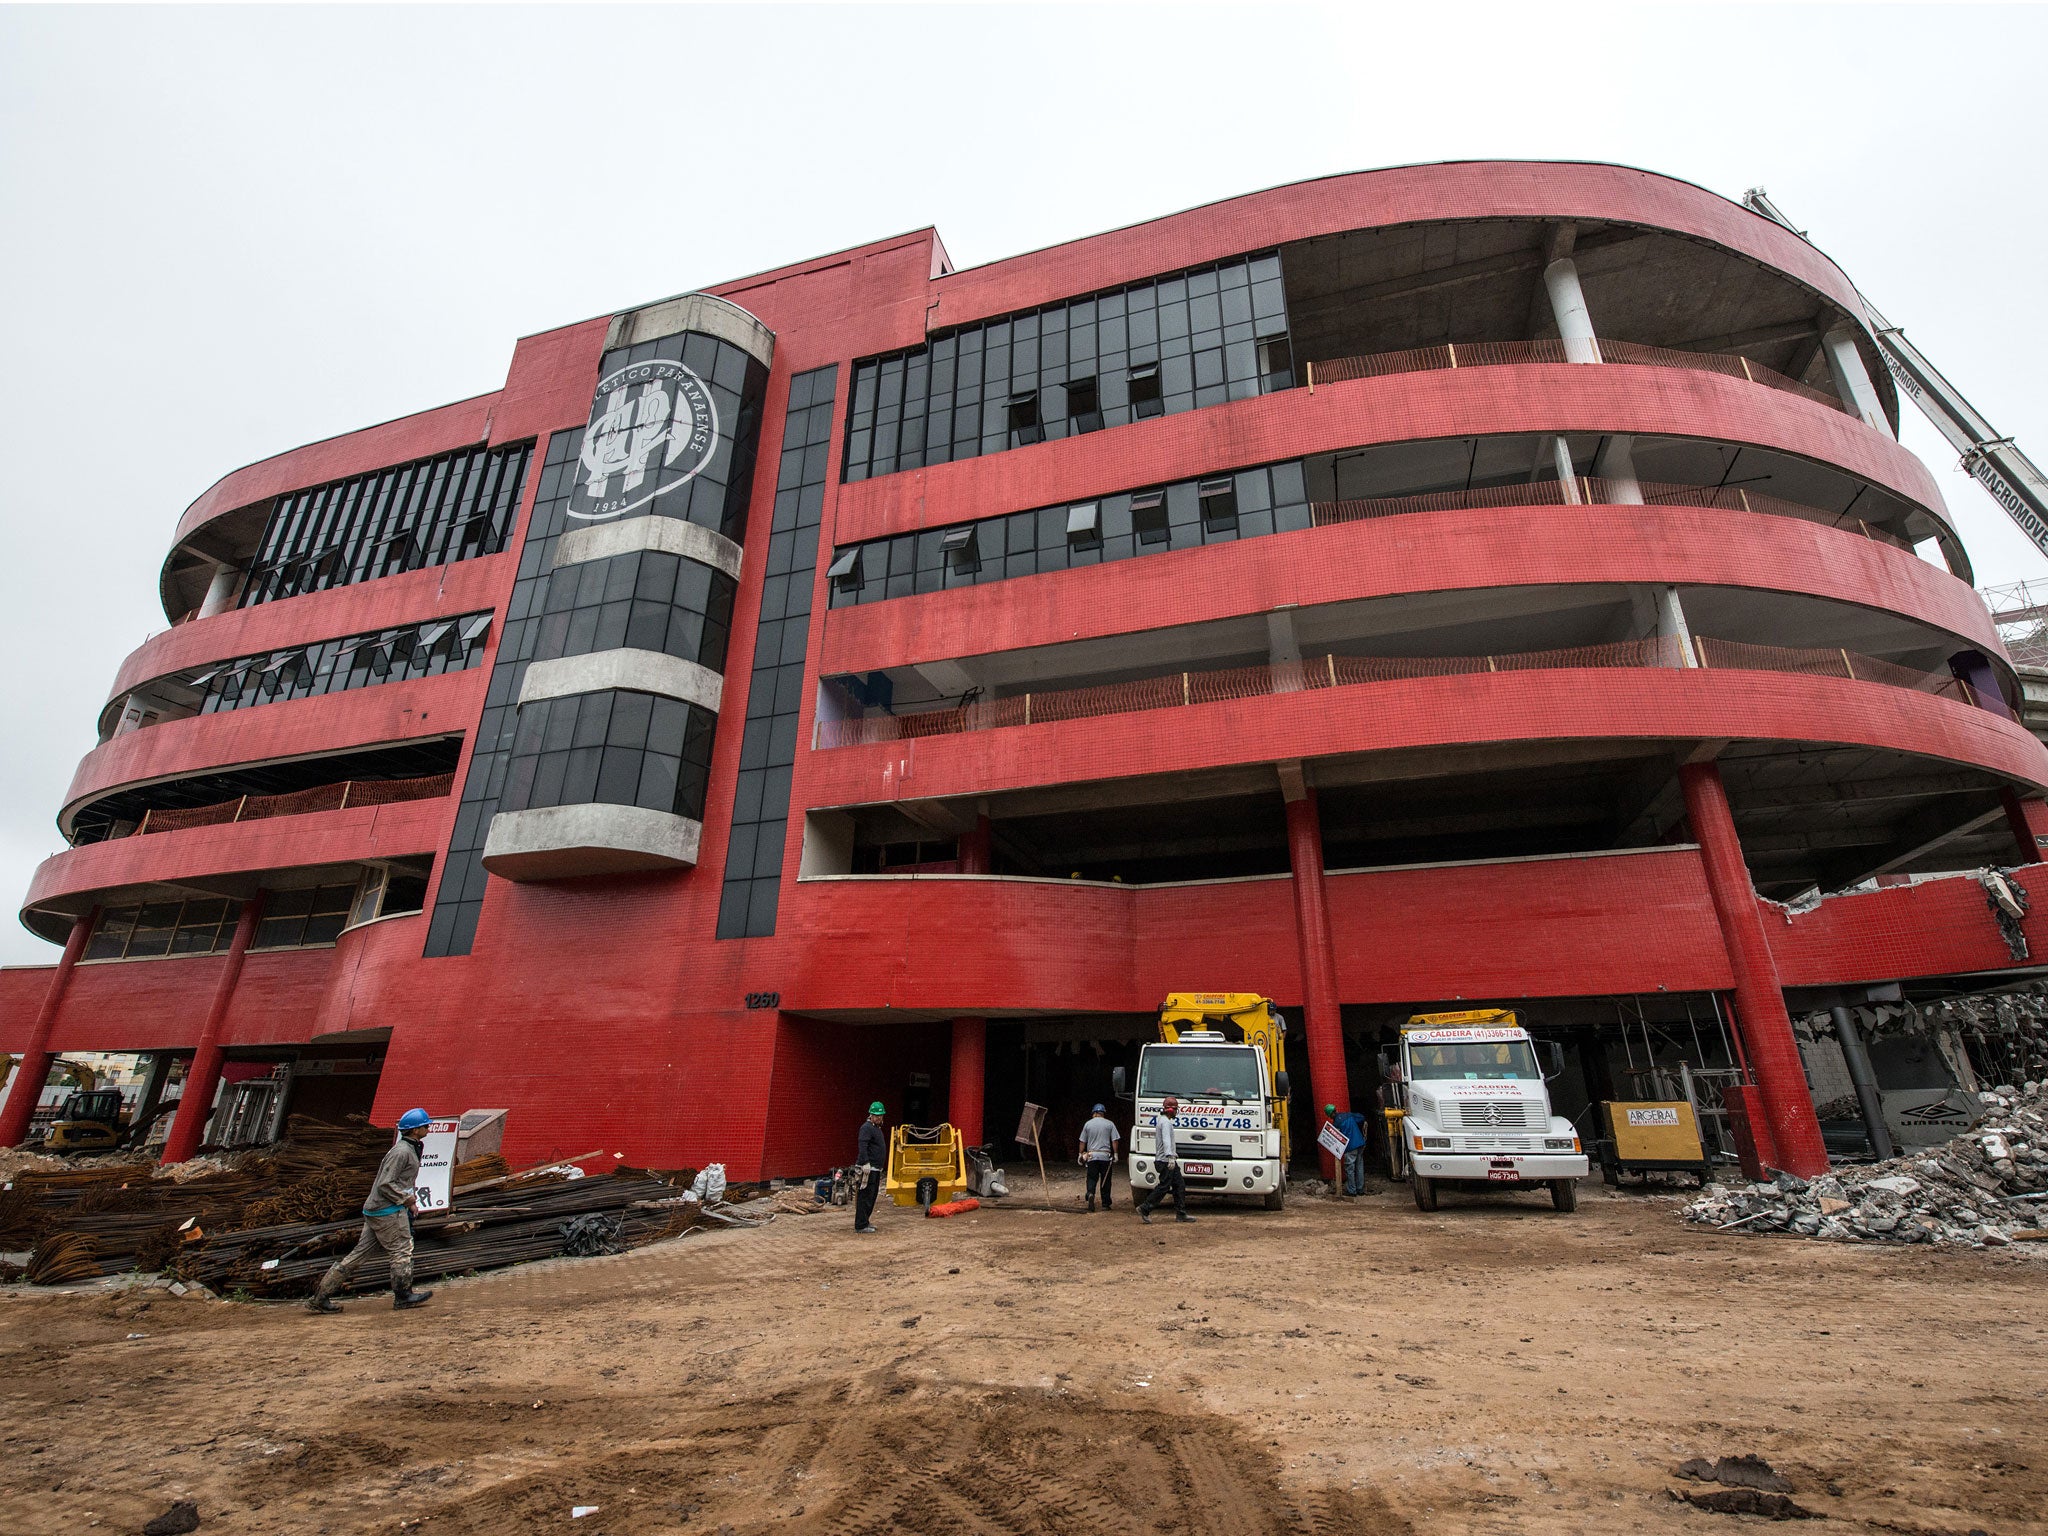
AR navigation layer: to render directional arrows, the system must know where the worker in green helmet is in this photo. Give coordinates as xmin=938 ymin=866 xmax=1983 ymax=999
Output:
xmin=854 ymin=1101 xmax=887 ymax=1233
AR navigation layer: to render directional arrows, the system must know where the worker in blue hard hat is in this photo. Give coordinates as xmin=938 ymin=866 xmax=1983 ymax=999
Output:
xmin=1077 ymin=1103 xmax=1120 ymax=1212
xmin=307 ymin=1107 xmax=436 ymax=1314
xmin=853 ymin=1101 xmax=887 ymax=1234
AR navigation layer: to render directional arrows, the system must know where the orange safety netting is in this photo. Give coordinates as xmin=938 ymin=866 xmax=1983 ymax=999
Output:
xmin=817 ymin=635 xmax=1968 ymax=750
xmin=1691 ymin=638 xmax=1970 ymax=699
xmin=1309 ymin=337 xmax=1849 ymax=415
xmin=1312 ymin=479 xmax=1911 ymax=550
xmin=135 ymin=772 xmax=456 ymax=836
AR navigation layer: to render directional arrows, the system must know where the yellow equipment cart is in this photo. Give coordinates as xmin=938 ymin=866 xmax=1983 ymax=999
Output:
xmin=886 ymin=1123 xmax=967 ymax=1209
xmin=1595 ymin=1100 xmax=1711 ymax=1187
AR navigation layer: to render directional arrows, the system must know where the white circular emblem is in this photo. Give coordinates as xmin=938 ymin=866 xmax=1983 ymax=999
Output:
xmin=568 ymin=359 xmax=721 ymax=521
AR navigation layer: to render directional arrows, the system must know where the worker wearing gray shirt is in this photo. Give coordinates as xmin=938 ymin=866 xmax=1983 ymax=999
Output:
xmin=1077 ymin=1104 xmax=1120 ymax=1211
xmin=1137 ymin=1096 xmax=1194 ymax=1224
xmin=307 ymin=1107 xmax=436 ymax=1313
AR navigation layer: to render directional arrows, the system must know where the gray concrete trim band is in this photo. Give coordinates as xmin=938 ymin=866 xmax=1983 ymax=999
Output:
xmin=482 ymin=803 xmax=702 ymax=881
xmin=604 ymin=292 xmax=775 ymax=367
xmin=518 ymin=649 xmax=725 ymax=714
xmin=554 ymin=516 xmax=743 ymax=581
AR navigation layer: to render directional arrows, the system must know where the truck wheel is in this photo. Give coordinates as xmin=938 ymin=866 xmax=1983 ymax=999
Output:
xmin=1263 ymin=1177 xmax=1286 ymax=1211
xmin=1550 ymin=1178 xmax=1578 ymax=1213
xmin=1410 ymin=1174 xmax=1438 ymax=1212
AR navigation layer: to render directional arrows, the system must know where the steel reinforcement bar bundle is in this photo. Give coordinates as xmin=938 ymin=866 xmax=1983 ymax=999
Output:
xmin=171 ymin=1173 xmax=694 ymax=1297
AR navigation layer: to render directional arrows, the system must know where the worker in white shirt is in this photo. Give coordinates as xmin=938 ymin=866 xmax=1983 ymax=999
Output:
xmin=1077 ymin=1103 xmax=1120 ymax=1211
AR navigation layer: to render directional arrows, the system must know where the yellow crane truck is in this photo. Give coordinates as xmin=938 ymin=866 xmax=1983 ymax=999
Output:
xmin=1113 ymin=993 xmax=1292 ymax=1209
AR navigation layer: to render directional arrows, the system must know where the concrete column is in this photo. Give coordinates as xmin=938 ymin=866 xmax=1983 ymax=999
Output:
xmin=1592 ymin=435 xmax=1645 ymax=505
xmin=1281 ymin=775 xmax=1347 ymax=1178
xmin=2000 ymin=787 xmax=2043 ymax=865
xmin=1829 ymin=1006 xmax=1894 ymax=1162
xmin=197 ymin=564 xmax=241 ymax=619
xmin=1822 ymin=325 xmax=1890 ymax=436
xmin=1551 ymin=437 xmax=1581 ymax=503
xmin=163 ymin=895 xmax=264 ymax=1164
xmin=1679 ymin=761 xmax=1830 ymax=1176
xmin=949 ymin=1017 xmax=986 ymax=1147
xmin=0 ymin=911 xmax=95 ymax=1147
xmin=1267 ymin=609 xmax=1304 ymax=692
xmin=1657 ymin=587 xmax=1698 ymax=668
xmin=1543 ymin=258 xmax=1602 ymax=364
xmin=130 ymin=1051 xmax=175 ymax=1145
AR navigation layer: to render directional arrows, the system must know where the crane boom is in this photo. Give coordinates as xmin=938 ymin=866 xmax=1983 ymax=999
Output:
xmin=1744 ymin=188 xmax=2048 ymax=563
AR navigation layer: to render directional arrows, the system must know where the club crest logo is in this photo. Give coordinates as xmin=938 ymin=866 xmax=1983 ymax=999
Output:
xmin=568 ymin=359 xmax=720 ymax=521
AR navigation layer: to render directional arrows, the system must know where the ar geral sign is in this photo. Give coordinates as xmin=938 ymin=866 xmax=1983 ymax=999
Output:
xmin=570 ymin=359 xmax=720 ymax=521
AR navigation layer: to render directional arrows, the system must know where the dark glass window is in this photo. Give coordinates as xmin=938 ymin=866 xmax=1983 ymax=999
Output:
xmin=718 ymin=364 xmax=838 ymax=940
xmin=826 ymin=459 xmax=1313 ymax=608
xmin=252 ymin=884 xmax=357 ymax=950
xmin=238 ymin=442 xmax=532 ymax=610
xmin=533 ymin=550 xmax=737 ymax=674
xmin=499 ymin=690 xmax=716 ymax=821
xmin=83 ymin=898 xmax=245 ymax=962
xmin=842 ymin=252 xmax=1289 ymax=481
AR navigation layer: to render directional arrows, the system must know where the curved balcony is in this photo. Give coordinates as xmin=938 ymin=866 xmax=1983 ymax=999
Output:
xmin=163 ymin=394 xmax=498 ymax=610
xmin=21 ymin=792 xmax=452 ymax=937
xmin=804 ymin=662 xmax=2048 ymax=808
xmin=769 ymin=844 xmax=1733 ymax=1015
xmin=932 ymin=162 xmax=1876 ymax=391
xmin=829 ymin=361 xmax=1943 ymax=553
xmin=819 ymin=504 xmax=2002 ymax=682
xmin=111 ymin=557 xmax=507 ymax=713
xmin=60 ymin=670 xmax=485 ymax=837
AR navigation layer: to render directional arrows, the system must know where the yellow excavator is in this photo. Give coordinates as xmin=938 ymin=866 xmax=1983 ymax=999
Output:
xmin=37 ymin=1061 xmax=128 ymax=1153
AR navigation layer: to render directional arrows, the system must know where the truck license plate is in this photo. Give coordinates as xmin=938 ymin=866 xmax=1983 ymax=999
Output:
xmin=1183 ymin=1162 xmax=1213 ymax=1176
xmin=1485 ymin=1170 xmax=1521 ymax=1181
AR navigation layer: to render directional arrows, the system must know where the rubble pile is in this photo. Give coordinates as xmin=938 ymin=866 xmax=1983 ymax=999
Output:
xmin=1683 ymin=1082 xmax=2048 ymax=1247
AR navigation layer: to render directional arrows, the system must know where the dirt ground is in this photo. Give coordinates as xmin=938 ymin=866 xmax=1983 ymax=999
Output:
xmin=2 ymin=1169 xmax=2044 ymax=1536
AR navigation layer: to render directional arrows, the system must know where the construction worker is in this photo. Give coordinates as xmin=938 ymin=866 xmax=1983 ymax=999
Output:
xmin=1078 ymin=1103 xmax=1120 ymax=1211
xmin=306 ymin=1108 xmax=435 ymax=1313
xmin=1325 ymin=1101 xmax=1368 ymax=1196
xmin=853 ymin=1100 xmax=886 ymax=1234
xmin=1136 ymin=1096 xmax=1192 ymax=1224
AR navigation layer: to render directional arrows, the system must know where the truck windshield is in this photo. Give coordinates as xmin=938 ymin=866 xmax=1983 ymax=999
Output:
xmin=1138 ymin=1046 xmax=1263 ymax=1100
xmin=1407 ymin=1041 xmax=1540 ymax=1081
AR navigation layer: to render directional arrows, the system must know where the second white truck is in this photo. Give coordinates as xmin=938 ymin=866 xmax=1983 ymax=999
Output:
xmin=1391 ymin=1009 xmax=1588 ymax=1212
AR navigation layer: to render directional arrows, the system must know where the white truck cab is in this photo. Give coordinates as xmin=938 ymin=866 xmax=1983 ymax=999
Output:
xmin=1115 ymin=1022 xmax=1289 ymax=1210
xmin=1394 ymin=1011 xmax=1588 ymax=1212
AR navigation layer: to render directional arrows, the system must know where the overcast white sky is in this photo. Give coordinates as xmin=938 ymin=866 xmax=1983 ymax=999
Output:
xmin=1 ymin=3 xmax=2044 ymax=966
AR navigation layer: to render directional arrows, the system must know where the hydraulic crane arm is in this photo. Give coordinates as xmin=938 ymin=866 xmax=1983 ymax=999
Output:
xmin=1744 ymin=188 xmax=2048 ymax=562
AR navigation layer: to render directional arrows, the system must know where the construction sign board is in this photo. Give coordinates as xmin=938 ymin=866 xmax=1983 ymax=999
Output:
xmin=410 ymin=1118 xmax=461 ymax=1212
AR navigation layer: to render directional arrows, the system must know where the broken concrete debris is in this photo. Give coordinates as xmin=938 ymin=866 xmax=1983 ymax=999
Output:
xmin=1674 ymin=1455 xmax=1795 ymax=1494
xmin=141 ymin=1500 xmax=201 ymax=1535
xmin=1683 ymin=1082 xmax=2048 ymax=1247
xmin=1668 ymin=1454 xmax=1815 ymax=1519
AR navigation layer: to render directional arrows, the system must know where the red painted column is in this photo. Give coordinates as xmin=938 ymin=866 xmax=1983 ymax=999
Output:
xmin=162 ymin=895 xmax=264 ymax=1165
xmin=1679 ymin=762 xmax=1829 ymax=1177
xmin=0 ymin=910 xmax=95 ymax=1147
xmin=1283 ymin=783 xmax=1346 ymax=1178
xmin=958 ymin=814 xmax=992 ymax=874
xmin=949 ymin=1017 xmax=986 ymax=1147
xmin=2000 ymin=788 xmax=2043 ymax=866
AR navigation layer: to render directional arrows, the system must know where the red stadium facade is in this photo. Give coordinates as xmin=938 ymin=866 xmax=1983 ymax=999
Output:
xmin=6 ymin=162 xmax=2047 ymax=1181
